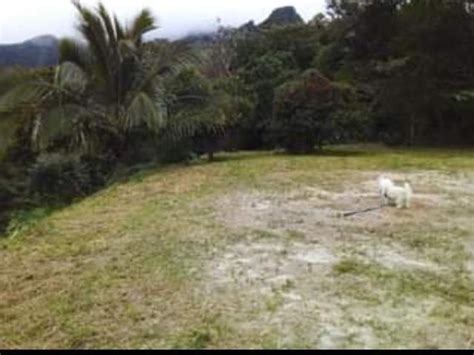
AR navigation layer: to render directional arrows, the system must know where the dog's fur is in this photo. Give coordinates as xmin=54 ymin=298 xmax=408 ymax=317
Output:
xmin=378 ymin=175 xmax=412 ymax=209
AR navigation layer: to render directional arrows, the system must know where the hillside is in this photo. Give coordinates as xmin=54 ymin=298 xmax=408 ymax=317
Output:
xmin=1 ymin=148 xmax=473 ymax=349
xmin=0 ymin=35 xmax=58 ymax=68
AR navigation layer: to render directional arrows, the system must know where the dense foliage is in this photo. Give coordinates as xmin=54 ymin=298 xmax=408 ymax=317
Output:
xmin=270 ymin=70 xmax=343 ymax=153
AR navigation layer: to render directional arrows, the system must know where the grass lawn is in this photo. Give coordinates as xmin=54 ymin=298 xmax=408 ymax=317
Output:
xmin=1 ymin=145 xmax=473 ymax=349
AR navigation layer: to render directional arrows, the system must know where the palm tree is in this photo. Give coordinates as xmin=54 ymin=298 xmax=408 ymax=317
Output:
xmin=0 ymin=1 xmax=235 ymax=161
xmin=0 ymin=1 xmax=193 ymax=155
xmin=0 ymin=66 xmax=56 ymax=154
xmin=51 ymin=0 xmax=168 ymax=153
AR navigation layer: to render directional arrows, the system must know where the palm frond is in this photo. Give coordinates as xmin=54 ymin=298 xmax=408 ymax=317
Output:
xmin=73 ymin=0 xmax=114 ymax=92
xmin=164 ymin=105 xmax=227 ymax=141
xmin=34 ymin=102 xmax=113 ymax=154
xmin=0 ymin=68 xmax=55 ymax=152
xmin=127 ymin=9 xmax=157 ymax=43
xmin=58 ymin=38 xmax=92 ymax=69
xmin=55 ymin=62 xmax=88 ymax=93
xmin=0 ymin=82 xmax=50 ymax=114
xmin=118 ymin=39 xmax=138 ymax=60
xmin=33 ymin=104 xmax=77 ymax=149
xmin=97 ymin=2 xmax=118 ymax=47
xmin=124 ymin=92 xmax=166 ymax=132
xmin=0 ymin=114 xmax=20 ymax=153
xmin=114 ymin=15 xmax=126 ymax=40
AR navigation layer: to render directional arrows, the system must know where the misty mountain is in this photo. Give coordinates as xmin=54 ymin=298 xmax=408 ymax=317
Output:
xmin=0 ymin=6 xmax=304 ymax=67
xmin=180 ymin=6 xmax=304 ymax=46
xmin=0 ymin=35 xmax=59 ymax=68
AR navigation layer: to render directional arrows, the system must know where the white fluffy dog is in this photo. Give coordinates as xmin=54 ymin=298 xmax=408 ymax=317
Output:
xmin=378 ymin=175 xmax=412 ymax=209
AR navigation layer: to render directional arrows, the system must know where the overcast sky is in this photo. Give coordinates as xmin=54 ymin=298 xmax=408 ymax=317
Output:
xmin=0 ymin=0 xmax=327 ymax=44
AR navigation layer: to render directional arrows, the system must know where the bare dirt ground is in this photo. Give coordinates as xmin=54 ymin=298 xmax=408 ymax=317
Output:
xmin=201 ymin=170 xmax=474 ymax=348
xmin=1 ymin=150 xmax=473 ymax=349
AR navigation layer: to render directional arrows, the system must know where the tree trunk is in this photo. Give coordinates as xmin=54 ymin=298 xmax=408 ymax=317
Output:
xmin=207 ymin=151 xmax=214 ymax=162
xmin=438 ymin=112 xmax=446 ymax=145
xmin=409 ymin=115 xmax=416 ymax=146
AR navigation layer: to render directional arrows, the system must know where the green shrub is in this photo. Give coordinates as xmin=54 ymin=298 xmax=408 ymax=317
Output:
xmin=0 ymin=162 xmax=29 ymax=235
xmin=5 ymin=208 xmax=51 ymax=239
xmin=269 ymin=69 xmax=342 ymax=153
xmin=28 ymin=153 xmax=114 ymax=204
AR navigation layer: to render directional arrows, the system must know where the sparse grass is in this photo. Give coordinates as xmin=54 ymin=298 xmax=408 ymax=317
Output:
xmin=333 ymin=258 xmax=473 ymax=305
xmin=253 ymin=229 xmax=280 ymax=240
xmin=265 ymin=291 xmax=285 ymax=313
xmin=287 ymin=230 xmax=306 ymax=240
xmin=1 ymin=145 xmax=473 ymax=349
xmin=333 ymin=258 xmax=365 ymax=274
xmin=171 ymin=315 xmax=230 ymax=349
xmin=3 ymin=207 xmax=55 ymax=240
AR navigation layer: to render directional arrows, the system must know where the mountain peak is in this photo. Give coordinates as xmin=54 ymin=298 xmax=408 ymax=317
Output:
xmin=260 ymin=6 xmax=304 ymax=28
xmin=24 ymin=35 xmax=58 ymax=47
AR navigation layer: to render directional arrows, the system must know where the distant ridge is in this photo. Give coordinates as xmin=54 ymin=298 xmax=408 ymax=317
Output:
xmin=0 ymin=35 xmax=59 ymax=68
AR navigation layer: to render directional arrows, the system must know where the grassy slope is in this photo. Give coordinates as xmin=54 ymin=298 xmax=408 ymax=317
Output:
xmin=1 ymin=146 xmax=473 ymax=349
